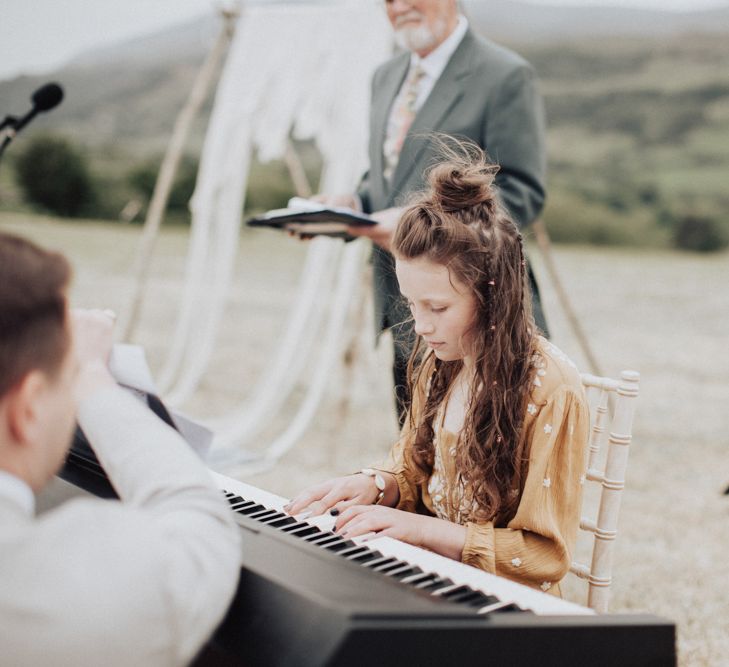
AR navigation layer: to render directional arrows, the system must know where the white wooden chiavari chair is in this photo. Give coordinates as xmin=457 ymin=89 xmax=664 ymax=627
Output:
xmin=569 ymin=370 xmax=640 ymax=613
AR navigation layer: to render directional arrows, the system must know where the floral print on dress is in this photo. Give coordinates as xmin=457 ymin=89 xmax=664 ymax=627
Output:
xmin=428 ymin=430 xmax=478 ymax=524
xmin=377 ymin=336 xmax=588 ymax=596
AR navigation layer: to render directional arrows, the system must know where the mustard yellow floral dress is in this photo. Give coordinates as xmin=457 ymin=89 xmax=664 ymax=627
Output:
xmin=375 ymin=337 xmax=589 ymax=597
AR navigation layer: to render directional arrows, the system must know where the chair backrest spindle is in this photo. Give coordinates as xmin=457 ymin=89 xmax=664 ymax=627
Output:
xmin=569 ymin=370 xmax=640 ymax=613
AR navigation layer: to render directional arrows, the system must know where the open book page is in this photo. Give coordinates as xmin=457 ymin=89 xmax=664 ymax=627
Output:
xmin=246 ymin=196 xmax=375 ymax=234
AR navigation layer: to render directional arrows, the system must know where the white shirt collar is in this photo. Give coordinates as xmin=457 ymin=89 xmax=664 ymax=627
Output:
xmin=410 ymin=14 xmax=469 ymax=81
xmin=0 ymin=469 xmax=35 ymax=516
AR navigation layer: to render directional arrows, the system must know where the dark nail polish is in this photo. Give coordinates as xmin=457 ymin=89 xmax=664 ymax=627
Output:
xmin=329 ymin=508 xmax=340 ymax=516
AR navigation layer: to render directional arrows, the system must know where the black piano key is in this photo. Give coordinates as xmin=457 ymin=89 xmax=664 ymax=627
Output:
xmin=301 ymin=529 xmax=327 ymax=541
xmin=385 ymin=565 xmax=423 ymax=579
xmin=236 ymin=503 xmax=268 ymax=515
xmin=344 ymin=548 xmax=380 ymax=561
xmin=491 ymin=603 xmax=527 ymax=613
xmin=475 ymin=600 xmax=529 ymax=615
xmin=372 ymin=561 xmax=411 ymax=575
xmin=266 ymin=516 xmax=298 ymax=528
xmin=464 ymin=592 xmax=501 ymax=608
xmin=338 ymin=545 xmax=369 ymax=558
xmin=248 ymin=508 xmax=279 ymax=521
xmin=347 ymin=550 xmax=383 ymax=564
xmin=309 ymin=534 xmax=344 ymax=548
xmin=280 ymin=521 xmax=309 ymax=533
xmin=323 ymin=539 xmax=355 ymax=553
xmin=285 ymin=524 xmax=321 ymax=538
xmin=230 ymin=500 xmax=257 ymax=511
xmin=230 ymin=504 xmax=257 ymax=514
xmin=400 ymin=572 xmax=437 ymax=586
xmin=413 ymin=576 xmax=453 ymax=592
xmin=258 ymin=513 xmax=292 ymax=526
xmin=436 ymin=584 xmax=472 ymax=599
xmin=304 ymin=532 xmax=338 ymax=545
xmin=446 ymin=589 xmax=490 ymax=605
xmin=362 ymin=556 xmax=397 ymax=570
xmin=430 ymin=583 xmax=466 ymax=598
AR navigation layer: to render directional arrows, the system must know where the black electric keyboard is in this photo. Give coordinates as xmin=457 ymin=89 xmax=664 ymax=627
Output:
xmin=60 ymin=450 xmax=677 ymax=667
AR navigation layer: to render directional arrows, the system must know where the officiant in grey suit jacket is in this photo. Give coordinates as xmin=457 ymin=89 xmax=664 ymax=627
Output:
xmin=320 ymin=0 xmax=547 ymax=423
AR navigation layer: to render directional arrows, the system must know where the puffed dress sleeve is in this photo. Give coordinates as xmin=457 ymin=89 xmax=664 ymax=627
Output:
xmin=461 ymin=385 xmax=588 ymax=594
xmin=372 ymin=356 xmax=436 ymax=513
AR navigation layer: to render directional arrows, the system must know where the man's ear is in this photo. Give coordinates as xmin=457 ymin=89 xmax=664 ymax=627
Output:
xmin=6 ymin=370 xmax=47 ymax=447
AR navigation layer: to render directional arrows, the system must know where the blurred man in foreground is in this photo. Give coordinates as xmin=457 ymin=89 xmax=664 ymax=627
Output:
xmin=0 ymin=232 xmax=241 ymax=666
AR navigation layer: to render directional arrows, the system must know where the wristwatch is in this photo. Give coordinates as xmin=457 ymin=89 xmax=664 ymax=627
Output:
xmin=360 ymin=468 xmax=386 ymax=505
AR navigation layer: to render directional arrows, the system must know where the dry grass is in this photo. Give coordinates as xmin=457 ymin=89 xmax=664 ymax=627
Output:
xmin=3 ymin=212 xmax=728 ymax=666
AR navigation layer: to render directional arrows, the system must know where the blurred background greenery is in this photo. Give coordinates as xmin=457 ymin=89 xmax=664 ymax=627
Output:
xmin=0 ymin=5 xmax=727 ymax=252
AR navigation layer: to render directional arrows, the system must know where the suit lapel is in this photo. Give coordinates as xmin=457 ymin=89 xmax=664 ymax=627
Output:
xmin=389 ymin=31 xmax=476 ymax=197
xmin=372 ymin=54 xmax=410 ymax=194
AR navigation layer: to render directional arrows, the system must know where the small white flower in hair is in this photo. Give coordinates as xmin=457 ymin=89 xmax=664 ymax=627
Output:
xmin=542 ymin=478 xmax=551 ymax=488
xmin=543 ymin=424 xmax=553 ymax=435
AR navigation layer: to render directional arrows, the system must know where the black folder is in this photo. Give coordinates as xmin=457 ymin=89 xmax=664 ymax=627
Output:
xmin=246 ymin=206 xmax=375 ymax=239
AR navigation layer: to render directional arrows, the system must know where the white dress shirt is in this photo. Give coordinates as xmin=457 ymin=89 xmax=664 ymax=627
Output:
xmin=0 ymin=386 xmax=241 ymax=667
xmin=0 ymin=469 xmax=35 ymax=516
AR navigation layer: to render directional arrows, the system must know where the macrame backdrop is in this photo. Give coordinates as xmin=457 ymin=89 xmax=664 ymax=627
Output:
xmin=149 ymin=2 xmax=392 ymax=468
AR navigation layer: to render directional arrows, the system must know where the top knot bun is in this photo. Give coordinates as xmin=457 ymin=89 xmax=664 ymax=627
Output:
xmin=428 ymin=161 xmax=499 ymax=213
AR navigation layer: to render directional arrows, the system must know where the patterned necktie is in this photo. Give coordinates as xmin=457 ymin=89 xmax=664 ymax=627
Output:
xmin=383 ymin=64 xmax=426 ymax=182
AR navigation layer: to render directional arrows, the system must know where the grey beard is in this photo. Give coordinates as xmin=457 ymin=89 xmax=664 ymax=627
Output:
xmin=393 ymin=16 xmax=448 ymax=54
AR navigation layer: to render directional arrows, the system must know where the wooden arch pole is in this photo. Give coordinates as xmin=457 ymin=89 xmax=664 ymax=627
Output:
xmin=532 ymin=218 xmax=603 ymax=377
xmin=120 ymin=6 xmax=240 ymax=342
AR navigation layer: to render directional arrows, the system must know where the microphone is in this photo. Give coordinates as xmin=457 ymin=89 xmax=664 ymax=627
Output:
xmin=0 ymin=82 xmax=64 ymax=158
xmin=12 ymin=83 xmax=64 ymax=134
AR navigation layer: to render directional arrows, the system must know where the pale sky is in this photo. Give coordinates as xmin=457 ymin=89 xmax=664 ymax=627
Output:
xmin=1 ymin=0 xmax=727 ymax=81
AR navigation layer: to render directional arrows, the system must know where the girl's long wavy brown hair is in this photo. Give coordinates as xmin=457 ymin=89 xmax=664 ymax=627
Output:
xmin=393 ymin=139 xmax=539 ymax=524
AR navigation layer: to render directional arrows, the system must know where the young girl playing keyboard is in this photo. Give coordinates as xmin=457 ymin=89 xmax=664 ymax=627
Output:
xmin=286 ymin=143 xmax=588 ymax=596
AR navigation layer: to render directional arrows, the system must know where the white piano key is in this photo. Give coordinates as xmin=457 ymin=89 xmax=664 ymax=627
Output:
xmin=210 ymin=470 xmax=337 ymax=530
xmin=306 ymin=513 xmax=337 ymax=532
xmin=211 ymin=471 xmax=288 ymax=511
xmin=211 ymin=471 xmax=592 ymax=617
xmin=367 ymin=536 xmax=593 ymax=616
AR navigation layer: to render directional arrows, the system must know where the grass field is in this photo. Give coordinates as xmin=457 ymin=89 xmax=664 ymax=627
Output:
xmin=2 ymin=212 xmax=727 ymax=666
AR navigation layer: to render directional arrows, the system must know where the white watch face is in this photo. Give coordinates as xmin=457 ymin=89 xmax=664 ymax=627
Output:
xmin=374 ymin=474 xmax=386 ymax=492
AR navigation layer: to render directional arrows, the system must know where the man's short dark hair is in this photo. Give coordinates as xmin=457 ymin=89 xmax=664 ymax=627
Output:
xmin=0 ymin=232 xmax=72 ymax=397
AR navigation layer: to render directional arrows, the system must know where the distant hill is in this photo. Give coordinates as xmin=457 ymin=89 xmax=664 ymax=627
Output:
xmin=1 ymin=1 xmax=728 ymax=155
xmin=461 ymin=0 xmax=729 ymax=42
xmin=1 ymin=1 xmax=727 ymax=250
xmin=0 ymin=16 xmax=219 ymax=155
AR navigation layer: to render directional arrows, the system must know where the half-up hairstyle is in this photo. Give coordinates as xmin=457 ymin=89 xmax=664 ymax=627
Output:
xmin=393 ymin=138 xmax=539 ymax=524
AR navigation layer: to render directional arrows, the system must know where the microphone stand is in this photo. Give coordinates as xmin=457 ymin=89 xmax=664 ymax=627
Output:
xmin=0 ymin=115 xmax=20 ymax=163
xmin=0 ymin=115 xmax=18 ymax=130
xmin=0 ymin=83 xmax=64 ymax=165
